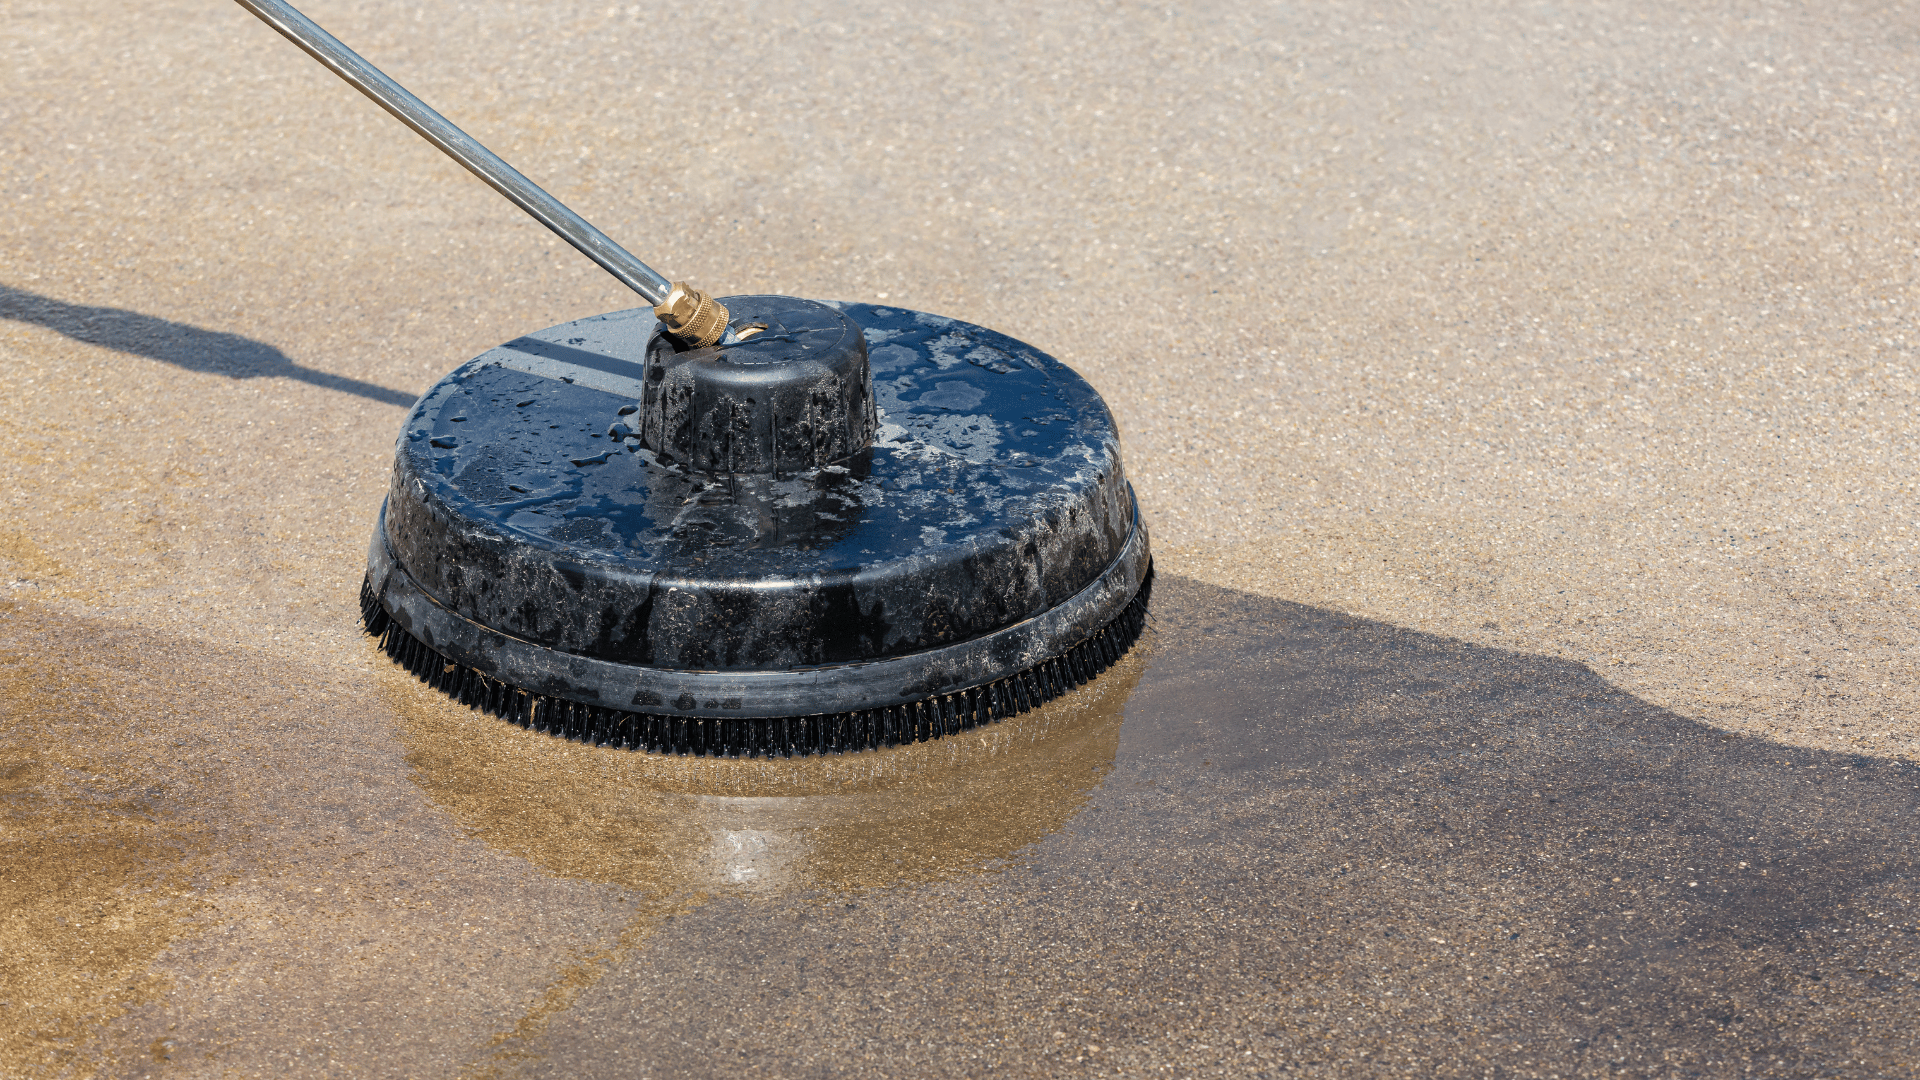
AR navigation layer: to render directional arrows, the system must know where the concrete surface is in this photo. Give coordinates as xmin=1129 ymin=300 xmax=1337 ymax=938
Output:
xmin=2 ymin=0 xmax=1916 ymax=1075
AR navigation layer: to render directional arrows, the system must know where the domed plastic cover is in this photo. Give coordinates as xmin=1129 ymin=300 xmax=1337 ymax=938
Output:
xmin=637 ymin=295 xmax=875 ymax=474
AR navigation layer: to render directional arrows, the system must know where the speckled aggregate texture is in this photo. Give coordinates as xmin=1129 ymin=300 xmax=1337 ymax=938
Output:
xmin=2 ymin=0 xmax=1916 ymax=1076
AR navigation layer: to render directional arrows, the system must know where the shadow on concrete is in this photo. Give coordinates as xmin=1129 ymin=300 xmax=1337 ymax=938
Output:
xmin=537 ymin=575 xmax=1920 ymax=1077
xmin=0 ymin=284 xmax=418 ymax=407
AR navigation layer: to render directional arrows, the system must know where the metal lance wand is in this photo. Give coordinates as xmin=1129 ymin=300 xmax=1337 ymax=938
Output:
xmin=230 ymin=0 xmax=731 ymax=346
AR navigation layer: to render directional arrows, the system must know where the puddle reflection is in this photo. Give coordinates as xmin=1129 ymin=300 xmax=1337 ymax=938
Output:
xmin=387 ymin=640 xmax=1148 ymax=898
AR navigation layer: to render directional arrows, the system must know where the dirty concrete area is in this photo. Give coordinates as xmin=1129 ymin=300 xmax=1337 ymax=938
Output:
xmin=2 ymin=0 xmax=1916 ymax=1075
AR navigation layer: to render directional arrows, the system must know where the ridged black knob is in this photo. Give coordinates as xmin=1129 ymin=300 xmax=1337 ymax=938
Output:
xmin=636 ymin=295 xmax=874 ymax=475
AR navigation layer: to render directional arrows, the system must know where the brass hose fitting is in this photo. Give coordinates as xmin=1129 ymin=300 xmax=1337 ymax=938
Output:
xmin=653 ymin=282 xmax=731 ymax=348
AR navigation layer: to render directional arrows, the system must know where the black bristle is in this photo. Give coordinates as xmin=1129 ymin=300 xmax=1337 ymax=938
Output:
xmin=359 ymin=576 xmax=391 ymax=636
xmin=362 ymin=568 xmax=1152 ymax=755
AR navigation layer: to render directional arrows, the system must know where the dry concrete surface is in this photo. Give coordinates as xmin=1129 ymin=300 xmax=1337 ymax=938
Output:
xmin=3 ymin=0 xmax=1918 ymax=1076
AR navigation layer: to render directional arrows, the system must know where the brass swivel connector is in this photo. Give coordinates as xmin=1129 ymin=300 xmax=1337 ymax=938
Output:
xmin=653 ymin=282 xmax=731 ymax=348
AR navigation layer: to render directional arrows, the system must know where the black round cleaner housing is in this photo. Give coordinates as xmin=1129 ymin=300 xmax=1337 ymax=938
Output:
xmin=362 ymin=296 xmax=1152 ymax=756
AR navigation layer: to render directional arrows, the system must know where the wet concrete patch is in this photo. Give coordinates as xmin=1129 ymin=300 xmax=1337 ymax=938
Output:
xmin=524 ymin=576 xmax=1920 ymax=1077
xmin=0 ymin=600 xmax=220 ymax=1076
xmin=13 ymin=576 xmax=1920 ymax=1076
xmin=0 ymin=597 xmax=652 ymax=1078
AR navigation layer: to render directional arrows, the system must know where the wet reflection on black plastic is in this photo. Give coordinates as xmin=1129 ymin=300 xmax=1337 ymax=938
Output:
xmin=528 ymin=576 xmax=1920 ymax=1078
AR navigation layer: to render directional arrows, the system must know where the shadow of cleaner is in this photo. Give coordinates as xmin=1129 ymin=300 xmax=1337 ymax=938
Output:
xmin=455 ymin=575 xmax=1920 ymax=1077
xmin=0 ymin=284 xmax=417 ymax=407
